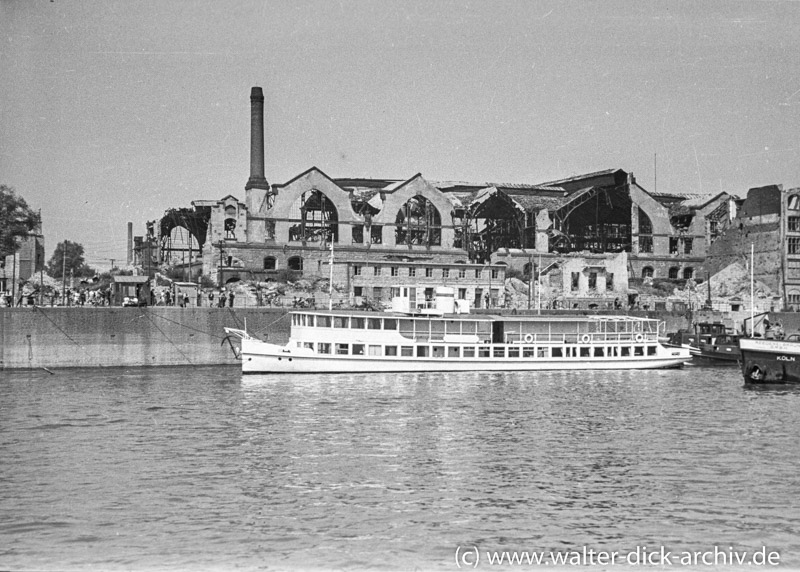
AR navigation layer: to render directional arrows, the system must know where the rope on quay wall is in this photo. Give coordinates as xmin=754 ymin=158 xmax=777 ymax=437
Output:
xmin=140 ymin=310 xmax=220 ymax=337
xmin=251 ymin=311 xmax=289 ymax=339
xmin=139 ymin=310 xmax=194 ymax=366
xmin=32 ymin=306 xmax=96 ymax=364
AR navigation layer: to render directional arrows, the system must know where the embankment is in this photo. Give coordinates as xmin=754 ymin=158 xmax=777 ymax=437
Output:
xmin=1 ymin=306 xmax=703 ymax=370
xmin=0 ymin=307 xmax=291 ymax=370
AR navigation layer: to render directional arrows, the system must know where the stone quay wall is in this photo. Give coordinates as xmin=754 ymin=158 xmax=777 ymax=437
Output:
xmin=0 ymin=307 xmax=292 ymax=370
xmin=1 ymin=306 xmax=700 ymax=371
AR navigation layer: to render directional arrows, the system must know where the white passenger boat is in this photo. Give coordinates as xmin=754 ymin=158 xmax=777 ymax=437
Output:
xmin=225 ymin=303 xmax=690 ymax=374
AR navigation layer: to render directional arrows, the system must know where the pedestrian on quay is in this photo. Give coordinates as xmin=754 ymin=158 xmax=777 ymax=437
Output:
xmin=183 ymin=292 xmax=190 ymax=308
xmin=218 ymin=289 xmax=226 ymax=308
xmin=228 ymin=290 xmax=235 ymax=308
xmin=208 ymin=291 xmax=214 ymax=307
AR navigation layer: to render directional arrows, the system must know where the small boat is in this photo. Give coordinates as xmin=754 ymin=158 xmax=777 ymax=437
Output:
xmin=668 ymin=321 xmax=731 ymax=357
xmin=738 ymin=335 xmax=800 ymax=384
xmin=695 ymin=333 xmax=741 ymax=363
xmin=225 ymin=298 xmax=690 ymax=374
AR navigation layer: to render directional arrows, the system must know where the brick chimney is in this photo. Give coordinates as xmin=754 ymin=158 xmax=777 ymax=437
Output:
xmin=245 ymin=87 xmax=269 ymax=191
xmin=127 ymin=221 xmax=133 ymax=265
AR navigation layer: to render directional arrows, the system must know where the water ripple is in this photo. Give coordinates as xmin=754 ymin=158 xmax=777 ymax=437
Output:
xmin=2 ymin=365 xmax=800 ymax=569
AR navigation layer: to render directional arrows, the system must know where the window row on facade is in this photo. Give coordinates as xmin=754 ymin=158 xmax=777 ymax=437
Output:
xmin=353 ymin=265 xmax=500 ymax=279
xmin=637 ymin=235 xmax=695 ymax=255
xmin=641 ymin=266 xmax=695 ymax=280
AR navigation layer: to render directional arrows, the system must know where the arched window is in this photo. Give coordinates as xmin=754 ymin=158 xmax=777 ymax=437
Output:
xmin=288 ymin=256 xmax=303 ymax=271
xmin=642 ymin=266 xmax=654 ymax=279
xmin=263 ymin=256 xmax=277 ymax=270
xmin=395 ymin=195 xmax=441 ymax=246
xmin=668 ymin=267 xmax=679 ymax=279
xmin=638 ymin=208 xmax=653 ymax=234
xmin=288 ymin=190 xmax=339 ymax=243
xmin=224 ymin=206 xmax=237 ymax=239
xmin=683 ymin=267 xmax=694 ymax=280
xmin=789 ymin=195 xmax=800 ymax=210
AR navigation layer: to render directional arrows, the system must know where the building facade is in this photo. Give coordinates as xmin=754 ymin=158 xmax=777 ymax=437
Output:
xmin=139 ymin=87 xmax=739 ymax=304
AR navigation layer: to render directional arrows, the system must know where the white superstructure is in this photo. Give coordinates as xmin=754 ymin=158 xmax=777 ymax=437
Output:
xmin=226 ymin=308 xmax=690 ymax=374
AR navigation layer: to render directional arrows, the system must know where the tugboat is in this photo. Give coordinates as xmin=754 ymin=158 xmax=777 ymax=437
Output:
xmin=695 ymin=332 xmax=741 ymax=363
xmin=668 ymin=321 xmax=739 ymax=362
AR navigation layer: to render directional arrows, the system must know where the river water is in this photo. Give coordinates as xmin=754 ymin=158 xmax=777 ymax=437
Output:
xmin=2 ymin=364 xmax=800 ymax=571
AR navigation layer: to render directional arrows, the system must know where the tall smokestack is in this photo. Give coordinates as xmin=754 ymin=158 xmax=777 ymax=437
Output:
xmin=127 ymin=222 xmax=133 ymax=265
xmin=245 ymin=86 xmax=269 ymax=191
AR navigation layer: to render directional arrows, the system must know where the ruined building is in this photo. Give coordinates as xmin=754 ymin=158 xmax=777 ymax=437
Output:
xmin=136 ymin=86 xmax=736 ymax=307
xmin=706 ymin=184 xmax=800 ymax=311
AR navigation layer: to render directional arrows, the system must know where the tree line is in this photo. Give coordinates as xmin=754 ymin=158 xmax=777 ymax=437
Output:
xmin=1 ymin=184 xmax=99 ymax=281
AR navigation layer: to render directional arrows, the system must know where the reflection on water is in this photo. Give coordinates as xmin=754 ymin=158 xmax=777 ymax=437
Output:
xmin=2 ymin=365 xmax=800 ymax=570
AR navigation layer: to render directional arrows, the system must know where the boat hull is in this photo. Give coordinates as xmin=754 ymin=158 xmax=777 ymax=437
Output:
xmin=239 ymin=338 xmax=690 ymax=374
xmin=739 ymin=338 xmax=800 ymax=384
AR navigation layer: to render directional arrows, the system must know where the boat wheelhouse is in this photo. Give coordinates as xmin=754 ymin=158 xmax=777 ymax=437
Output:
xmin=226 ymin=310 xmax=690 ymax=374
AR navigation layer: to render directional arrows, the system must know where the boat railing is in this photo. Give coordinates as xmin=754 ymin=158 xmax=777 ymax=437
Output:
xmin=504 ymin=332 xmax=656 ymax=344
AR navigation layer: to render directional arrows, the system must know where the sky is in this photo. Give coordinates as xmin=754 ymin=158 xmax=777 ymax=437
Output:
xmin=3 ymin=0 xmax=800 ymax=270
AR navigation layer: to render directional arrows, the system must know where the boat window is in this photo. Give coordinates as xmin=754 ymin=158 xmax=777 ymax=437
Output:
xmin=292 ymin=315 xmax=297 ymax=326
xmin=336 ymin=343 xmax=349 ymax=355
xmin=463 ymin=347 xmax=475 ymax=358
xmin=368 ymin=318 xmax=382 ymax=329
xmin=334 ymin=317 xmax=350 ymax=328
xmin=399 ymin=319 xmax=414 ymax=339
xmin=523 ymin=347 xmax=535 ymax=358
xmin=647 ymin=346 xmax=657 ymax=356
xmin=368 ymin=345 xmax=381 ymax=356
xmin=552 ymin=347 xmax=563 ymax=358
xmin=296 ymin=341 xmax=302 ymax=348
xmin=478 ymin=346 xmax=491 ymax=358
xmin=462 ymin=321 xmax=477 ymax=335
xmin=448 ymin=347 xmax=460 ymax=358
xmin=493 ymin=347 xmax=505 ymax=358
xmin=508 ymin=347 xmax=520 ymax=358
xmin=318 ymin=343 xmax=331 ymax=354
xmin=352 ymin=317 xmax=365 ymax=329
xmin=307 ymin=315 xmax=315 ymax=327
xmin=432 ymin=346 xmax=445 ymax=358
xmin=352 ymin=344 xmax=365 ymax=356
xmin=417 ymin=346 xmax=429 ymax=357
xmin=431 ymin=320 xmax=445 ymax=339
xmin=383 ymin=319 xmax=397 ymax=330
xmin=621 ymin=346 xmax=631 ymax=357
xmin=594 ymin=347 xmax=604 ymax=357
xmin=446 ymin=321 xmax=460 ymax=336
xmin=304 ymin=342 xmax=314 ymax=351
xmin=416 ymin=321 xmax=430 ymax=341
xmin=537 ymin=347 xmax=547 ymax=358
xmin=317 ymin=315 xmax=331 ymax=327
xmin=580 ymin=347 xmax=591 ymax=358
xmin=385 ymin=346 xmax=398 ymax=356
xmin=477 ymin=321 xmax=492 ymax=340
xmin=634 ymin=346 xmax=644 ymax=356
xmin=401 ymin=346 xmax=413 ymax=357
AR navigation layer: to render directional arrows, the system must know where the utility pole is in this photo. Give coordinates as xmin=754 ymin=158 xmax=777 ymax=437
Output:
xmin=218 ymin=239 xmax=224 ymax=286
xmin=61 ymin=246 xmax=66 ymax=304
xmin=39 ymin=239 xmax=44 ymax=306
xmin=11 ymin=251 xmax=16 ymax=306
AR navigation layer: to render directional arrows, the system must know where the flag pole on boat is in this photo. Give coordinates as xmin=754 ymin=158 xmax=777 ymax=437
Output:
xmin=750 ymin=242 xmax=754 ymax=336
xmin=329 ymin=241 xmax=334 ymax=311
xmin=537 ymin=252 xmax=542 ymax=315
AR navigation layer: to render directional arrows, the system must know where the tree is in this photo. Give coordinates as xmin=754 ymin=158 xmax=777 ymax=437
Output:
xmin=0 ymin=185 xmax=41 ymax=259
xmin=46 ymin=240 xmax=96 ymax=279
